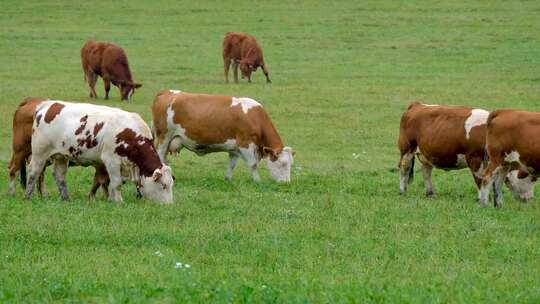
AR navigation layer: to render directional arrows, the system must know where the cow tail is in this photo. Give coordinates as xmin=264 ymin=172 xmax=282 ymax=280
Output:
xmin=20 ymin=160 xmax=27 ymax=189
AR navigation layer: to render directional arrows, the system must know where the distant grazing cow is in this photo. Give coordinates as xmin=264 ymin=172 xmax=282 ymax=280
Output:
xmin=223 ymin=32 xmax=271 ymax=83
xmin=26 ymin=101 xmax=173 ymax=203
xmin=398 ymin=102 xmax=533 ymax=200
xmin=152 ymin=90 xmax=294 ymax=182
xmin=81 ymin=41 xmax=142 ymax=101
xmin=480 ymin=109 xmax=539 ymax=208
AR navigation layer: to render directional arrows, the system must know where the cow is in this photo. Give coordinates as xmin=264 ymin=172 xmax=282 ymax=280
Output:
xmin=480 ymin=109 xmax=539 ymax=208
xmin=398 ymin=102 xmax=534 ymax=200
xmin=25 ymin=100 xmax=173 ymax=203
xmin=223 ymin=32 xmax=271 ymax=84
xmin=8 ymin=97 xmax=111 ymax=198
xmin=81 ymin=41 xmax=142 ymax=101
xmin=152 ymin=90 xmax=294 ymax=182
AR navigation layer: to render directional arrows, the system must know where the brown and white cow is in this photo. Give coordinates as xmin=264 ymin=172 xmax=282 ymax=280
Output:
xmin=8 ymin=97 xmax=110 ymax=198
xmin=152 ymin=90 xmax=294 ymax=182
xmin=398 ymin=102 xmax=534 ymax=200
xmin=81 ymin=41 xmax=142 ymax=101
xmin=223 ymin=32 xmax=271 ymax=84
xmin=480 ymin=109 xmax=540 ymax=208
xmin=25 ymin=101 xmax=173 ymax=203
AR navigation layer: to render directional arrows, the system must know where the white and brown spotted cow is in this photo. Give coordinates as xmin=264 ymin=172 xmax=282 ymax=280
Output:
xmin=398 ymin=102 xmax=534 ymax=200
xmin=480 ymin=109 xmax=540 ymax=208
xmin=25 ymin=100 xmax=173 ymax=203
xmin=152 ymin=90 xmax=294 ymax=182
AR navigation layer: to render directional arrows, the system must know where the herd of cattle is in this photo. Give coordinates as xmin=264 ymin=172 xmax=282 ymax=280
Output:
xmin=8 ymin=33 xmax=293 ymax=204
xmin=7 ymin=32 xmax=540 ymax=208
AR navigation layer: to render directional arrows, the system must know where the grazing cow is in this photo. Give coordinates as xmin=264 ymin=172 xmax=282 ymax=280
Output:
xmin=8 ymin=97 xmax=111 ymax=198
xmin=398 ymin=102 xmax=533 ymax=200
xmin=152 ymin=90 xmax=294 ymax=182
xmin=81 ymin=41 xmax=142 ymax=101
xmin=223 ymin=32 xmax=271 ymax=83
xmin=480 ymin=109 xmax=539 ymax=208
xmin=26 ymin=101 xmax=173 ymax=203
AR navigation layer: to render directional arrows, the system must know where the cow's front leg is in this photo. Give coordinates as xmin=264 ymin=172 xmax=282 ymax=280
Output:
xmin=224 ymin=57 xmax=231 ymax=83
xmin=233 ymin=62 xmax=239 ymax=83
xmin=24 ymin=157 xmax=47 ymax=199
xmin=240 ymin=145 xmax=260 ymax=182
xmin=103 ymin=161 xmax=123 ymax=203
xmin=53 ymin=158 xmax=70 ymax=201
xmin=38 ymin=170 xmax=48 ymax=197
xmin=492 ymin=165 xmax=509 ymax=209
xmin=225 ymin=153 xmax=240 ymax=181
xmin=87 ymin=72 xmax=98 ymax=98
xmin=104 ymin=78 xmax=111 ymax=100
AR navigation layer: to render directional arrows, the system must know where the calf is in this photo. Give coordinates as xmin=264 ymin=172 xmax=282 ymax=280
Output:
xmin=8 ymin=97 xmax=111 ymax=198
xmin=480 ymin=109 xmax=539 ymax=208
xmin=152 ymin=90 xmax=294 ymax=182
xmin=81 ymin=41 xmax=142 ymax=101
xmin=26 ymin=101 xmax=173 ymax=203
xmin=398 ymin=102 xmax=533 ymax=200
xmin=223 ymin=32 xmax=271 ymax=83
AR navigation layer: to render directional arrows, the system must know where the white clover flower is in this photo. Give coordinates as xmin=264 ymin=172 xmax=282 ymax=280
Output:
xmin=154 ymin=251 xmax=163 ymax=257
xmin=175 ymin=262 xmax=183 ymax=268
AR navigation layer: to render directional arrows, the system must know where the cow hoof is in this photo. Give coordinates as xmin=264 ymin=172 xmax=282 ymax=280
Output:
xmin=425 ymin=191 xmax=434 ymax=197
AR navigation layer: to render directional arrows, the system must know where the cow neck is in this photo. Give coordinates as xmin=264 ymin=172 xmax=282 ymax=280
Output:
xmin=261 ymin=119 xmax=284 ymax=153
xmin=115 ymin=128 xmax=162 ymax=177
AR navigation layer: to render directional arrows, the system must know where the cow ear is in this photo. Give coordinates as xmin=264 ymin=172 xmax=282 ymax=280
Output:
xmin=152 ymin=169 xmax=162 ymax=182
xmin=134 ymin=83 xmax=142 ymax=89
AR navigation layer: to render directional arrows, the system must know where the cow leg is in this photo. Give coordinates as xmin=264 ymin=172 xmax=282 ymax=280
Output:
xmin=88 ymin=178 xmax=100 ymax=198
xmin=87 ymin=72 xmax=98 ymax=98
xmin=225 ymin=153 xmax=240 ymax=181
xmin=52 ymin=158 xmax=70 ymax=201
xmin=466 ymin=155 xmax=484 ymax=200
xmin=262 ymin=64 xmax=271 ymax=83
xmin=492 ymin=165 xmax=509 ymax=209
xmin=479 ymin=160 xmax=500 ymax=206
xmin=104 ymin=161 xmax=123 ymax=203
xmin=224 ymin=58 xmax=231 ymax=83
xmin=37 ymin=170 xmax=48 ymax=197
xmin=104 ymin=78 xmax=111 ymax=100
xmin=421 ymin=163 xmax=434 ymax=197
xmin=240 ymin=145 xmax=260 ymax=182
xmin=24 ymin=157 xmax=47 ymax=199
xmin=399 ymin=152 xmax=415 ymax=194
xmin=8 ymin=153 xmax=26 ymax=195
xmin=233 ymin=62 xmax=239 ymax=83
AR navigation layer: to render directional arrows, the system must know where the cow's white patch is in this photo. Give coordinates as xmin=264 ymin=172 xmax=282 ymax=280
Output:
xmin=504 ymin=151 xmax=520 ymax=162
xmin=474 ymin=162 xmax=485 ymax=178
xmin=169 ymin=89 xmax=181 ymax=94
xmin=464 ymin=109 xmax=489 ymax=139
xmin=231 ymin=97 xmax=261 ymax=114
xmin=266 ymin=146 xmax=294 ymax=182
xmin=456 ymin=154 xmax=468 ymax=168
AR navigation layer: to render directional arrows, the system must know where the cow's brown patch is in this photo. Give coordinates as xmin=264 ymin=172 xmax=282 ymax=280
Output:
xmin=75 ymin=115 xmax=88 ymax=135
xmin=114 ymin=128 xmax=162 ymax=177
xmin=93 ymin=122 xmax=104 ymax=136
xmin=68 ymin=146 xmax=82 ymax=157
xmin=44 ymin=103 xmax=65 ymax=123
xmin=77 ymin=135 xmax=98 ymax=149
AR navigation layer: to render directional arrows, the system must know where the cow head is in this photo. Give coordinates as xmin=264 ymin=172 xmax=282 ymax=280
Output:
xmin=139 ymin=165 xmax=174 ymax=203
xmin=264 ymin=146 xmax=295 ymax=182
xmin=505 ymin=170 xmax=536 ymax=202
xmin=119 ymin=81 xmax=143 ymax=101
xmin=239 ymin=59 xmax=257 ymax=79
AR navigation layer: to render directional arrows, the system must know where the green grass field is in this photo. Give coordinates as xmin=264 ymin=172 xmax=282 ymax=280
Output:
xmin=2 ymin=0 xmax=540 ymax=302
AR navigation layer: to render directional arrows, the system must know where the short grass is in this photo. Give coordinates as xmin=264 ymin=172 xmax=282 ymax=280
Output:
xmin=1 ymin=0 xmax=540 ymax=302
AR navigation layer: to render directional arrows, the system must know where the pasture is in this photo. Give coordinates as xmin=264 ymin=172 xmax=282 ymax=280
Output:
xmin=1 ymin=0 xmax=540 ymax=302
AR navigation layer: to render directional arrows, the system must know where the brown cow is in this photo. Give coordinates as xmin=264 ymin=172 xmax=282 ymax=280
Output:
xmin=398 ymin=102 xmax=533 ymax=200
xmin=81 ymin=41 xmax=142 ymax=101
xmin=8 ymin=97 xmax=110 ymax=198
xmin=152 ymin=89 xmax=293 ymax=182
xmin=223 ymin=32 xmax=271 ymax=84
xmin=480 ymin=109 xmax=539 ymax=208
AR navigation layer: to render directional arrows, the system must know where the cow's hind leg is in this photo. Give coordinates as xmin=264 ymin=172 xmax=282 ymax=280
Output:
xmin=420 ymin=163 xmax=434 ymax=197
xmin=479 ymin=160 xmax=500 ymax=206
xmin=52 ymin=158 xmax=70 ymax=201
xmin=38 ymin=169 xmax=48 ymax=197
xmin=8 ymin=153 xmax=26 ymax=195
xmin=224 ymin=57 xmax=231 ymax=83
xmin=262 ymin=64 xmax=271 ymax=83
xmin=466 ymin=155 xmax=485 ymax=201
xmin=87 ymin=72 xmax=98 ymax=98
xmin=399 ymin=152 xmax=415 ymax=194
xmin=233 ymin=62 xmax=239 ymax=83
xmin=492 ymin=165 xmax=509 ymax=209
xmin=24 ymin=157 xmax=47 ymax=199
xmin=225 ymin=152 xmax=240 ymax=181
xmin=103 ymin=161 xmax=123 ymax=203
